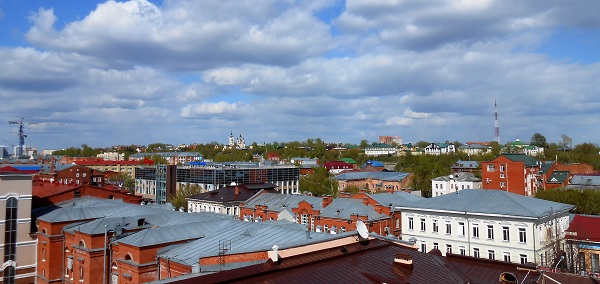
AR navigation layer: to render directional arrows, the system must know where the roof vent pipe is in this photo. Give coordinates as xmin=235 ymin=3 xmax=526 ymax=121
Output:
xmin=270 ymin=245 xmax=279 ymax=262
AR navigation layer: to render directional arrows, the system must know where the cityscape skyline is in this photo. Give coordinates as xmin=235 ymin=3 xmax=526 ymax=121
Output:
xmin=1 ymin=0 xmax=600 ymax=151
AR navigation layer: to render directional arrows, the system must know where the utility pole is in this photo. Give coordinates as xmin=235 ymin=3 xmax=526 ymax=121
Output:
xmin=494 ymin=100 xmax=500 ymax=143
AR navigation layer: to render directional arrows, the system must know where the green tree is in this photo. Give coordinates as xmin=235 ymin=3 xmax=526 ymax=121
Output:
xmin=169 ymin=183 xmax=204 ymax=211
xmin=359 ymin=139 xmax=369 ymax=149
xmin=146 ymin=154 xmax=169 ymax=164
xmin=107 ymin=172 xmax=135 ymax=192
xmin=300 ymin=167 xmax=338 ymax=196
xmin=530 ymin=133 xmax=548 ymax=148
xmin=344 ymin=185 xmax=360 ymax=194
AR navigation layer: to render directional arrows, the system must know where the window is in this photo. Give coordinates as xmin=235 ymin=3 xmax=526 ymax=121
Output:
xmin=458 ymin=222 xmax=465 ymax=236
xmin=488 ymin=250 xmax=495 ymax=260
xmin=42 ymin=248 xmax=46 ymax=261
xmin=396 ymin=218 xmax=400 ymax=228
xmin=500 ymin=165 xmax=505 ymax=172
xmin=500 ymin=174 xmax=505 ymax=178
xmin=472 ymin=224 xmax=479 ymax=238
xmin=487 ymin=165 xmax=495 ymax=172
xmin=301 ymin=214 xmax=308 ymax=225
xmin=420 ymin=218 xmax=426 ymax=232
xmin=433 ymin=242 xmax=439 ymax=250
xmin=420 ymin=241 xmax=426 ymax=252
xmin=80 ymin=266 xmax=84 ymax=282
xmin=341 ymin=227 xmax=346 ymax=233
xmin=459 ymin=246 xmax=466 ymax=256
xmin=76 ymin=173 xmax=79 ymax=177
xmin=520 ymin=254 xmax=528 ymax=264
xmin=487 ymin=225 xmax=494 ymax=240
xmin=519 ymin=228 xmax=527 ymax=243
xmin=432 ymin=220 xmax=439 ymax=233
xmin=503 ymin=226 xmax=510 ymax=241
xmin=445 ymin=221 xmax=452 ymax=235
xmin=446 ymin=244 xmax=452 ymax=254
xmin=503 ymin=252 xmax=511 ymax=262
xmin=324 ymin=224 xmax=328 ymax=232
xmin=500 ymin=182 xmax=505 ymax=188
xmin=593 ymin=254 xmax=599 ymax=273
xmin=408 ymin=217 xmax=414 ymax=230
xmin=473 ymin=248 xmax=480 ymax=258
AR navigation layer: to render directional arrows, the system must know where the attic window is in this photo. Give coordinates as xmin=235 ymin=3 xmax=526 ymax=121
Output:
xmin=74 ymin=190 xmax=81 ymax=198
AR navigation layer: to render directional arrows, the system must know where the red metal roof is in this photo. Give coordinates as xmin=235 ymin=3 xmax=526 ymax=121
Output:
xmin=73 ymin=160 xmax=140 ymax=165
xmin=0 ymin=166 xmax=37 ymax=174
xmin=566 ymin=214 xmax=600 ymax=243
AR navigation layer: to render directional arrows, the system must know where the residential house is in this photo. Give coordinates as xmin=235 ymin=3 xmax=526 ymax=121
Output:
xmin=431 ymin=172 xmax=482 ymax=197
xmin=322 ymin=161 xmax=353 ymax=174
xmin=504 ymin=138 xmax=544 ymax=156
xmin=398 ymin=189 xmax=574 ymax=266
xmin=457 ymin=144 xmax=491 ymax=156
xmin=32 ymin=180 xmax=143 ymax=209
xmin=450 ymin=160 xmax=480 ymax=174
xmin=186 ymin=183 xmax=277 ymax=216
xmin=481 ymin=153 xmax=541 ymax=196
xmin=424 ymin=142 xmax=456 ymax=155
xmin=129 ymin=152 xmax=203 ymax=165
xmin=378 ymin=136 xmax=403 ymax=145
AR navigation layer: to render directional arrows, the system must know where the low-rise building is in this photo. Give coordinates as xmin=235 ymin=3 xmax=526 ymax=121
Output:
xmin=398 ymin=189 xmax=574 ymax=266
xmin=481 ymin=153 xmax=541 ymax=196
xmin=424 ymin=142 xmax=455 ymax=155
xmin=431 ymin=172 xmax=482 ymax=197
xmin=457 ymin=144 xmax=491 ymax=156
xmin=450 ymin=160 xmax=480 ymax=174
xmin=565 ymin=214 xmax=600 ymax=276
xmin=129 ymin=152 xmax=203 ymax=165
xmin=186 ymin=183 xmax=277 ymax=216
xmin=335 ymin=171 xmax=412 ymax=193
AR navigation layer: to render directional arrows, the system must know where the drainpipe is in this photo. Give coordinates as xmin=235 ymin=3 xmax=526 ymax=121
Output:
xmin=103 ymin=224 xmax=108 ymax=284
xmin=466 ymin=212 xmax=471 ymax=256
xmin=156 ymin=256 xmax=160 ymax=280
xmin=62 ymin=230 xmax=66 ymax=282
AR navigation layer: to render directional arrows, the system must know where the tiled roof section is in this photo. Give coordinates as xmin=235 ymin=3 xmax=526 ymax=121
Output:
xmin=159 ymin=220 xmax=350 ymax=266
xmin=243 ymin=193 xmax=322 ymax=211
xmin=186 ymin=183 xmax=276 ymax=203
xmin=319 ymin=198 xmax=387 ymax=220
xmin=368 ymin=192 xmax=424 ymax=207
xmin=335 ymin=172 xmax=410 ymax=181
xmin=117 ymin=220 xmax=230 ymax=247
xmin=547 ymin=171 xmax=569 ymax=183
xmin=432 ymin=172 xmax=481 ymax=182
xmin=566 ymin=214 xmax=600 ymax=243
xmin=500 ymin=153 xmax=539 ymax=166
xmin=451 ymin=160 xmax=479 ymax=169
xmin=398 ymin=189 xmax=574 ymax=218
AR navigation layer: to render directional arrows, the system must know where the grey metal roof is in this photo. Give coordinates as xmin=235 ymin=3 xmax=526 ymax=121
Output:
xmin=320 ymin=198 xmax=387 ymax=221
xmin=334 ymin=171 xmax=410 ymax=181
xmin=117 ymin=220 xmax=230 ymax=247
xmin=451 ymin=160 xmax=479 ymax=169
xmin=397 ymin=189 xmax=574 ymax=219
xmin=570 ymin=175 xmax=600 ymax=186
xmin=457 ymin=144 xmax=489 ymax=149
xmin=431 ymin=172 xmax=481 ymax=182
xmin=368 ymin=192 xmax=424 ymax=207
xmin=158 ymin=220 xmax=353 ymax=266
xmin=243 ymin=193 xmax=323 ymax=211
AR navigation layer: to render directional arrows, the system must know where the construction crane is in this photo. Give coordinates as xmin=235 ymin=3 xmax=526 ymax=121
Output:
xmin=8 ymin=118 xmax=66 ymax=158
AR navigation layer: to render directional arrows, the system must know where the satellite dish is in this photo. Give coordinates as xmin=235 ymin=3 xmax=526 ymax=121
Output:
xmin=356 ymin=220 xmax=369 ymax=239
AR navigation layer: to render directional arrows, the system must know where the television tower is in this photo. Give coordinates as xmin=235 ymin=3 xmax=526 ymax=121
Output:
xmin=494 ymin=100 xmax=500 ymax=143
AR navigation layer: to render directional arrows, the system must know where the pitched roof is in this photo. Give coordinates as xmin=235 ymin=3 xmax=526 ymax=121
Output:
xmin=451 ymin=160 xmax=479 ymax=169
xmin=499 ymin=153 xmax=539 ymax=166
xmin=570 ymin=175 xmax=600 ymax=186
xmin=340 ymin=158 xmax=357 ymax=164
xmin=117 ymin=220 xmax=230 ymax=247
xmin=368 ymin=192 xmax=424 ymax=207
xmin=320 ymin=198 xmax=387 ymax=221
xmin=187 ymin=183 xmax=276 ymax=203
xmin=432 ymin=172 xmax=481 ymax=182
xmin=242 ymin=193 xmax=323 ymax=211
xmin=397 ymin=189 xmax=574 ymax=219
xmin=335 ymin=172 xmax=410 ymax=181
xmin=566 ymin=214 xmax=600 ymax=243
xmin=547 ymin=171 xmax=569 ymax=184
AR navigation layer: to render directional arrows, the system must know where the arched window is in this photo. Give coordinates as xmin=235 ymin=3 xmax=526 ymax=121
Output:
xmin=124 ymin=254 xmax=132 ymax=261
xmin=79 ymin=240 xmax=86 ymax=248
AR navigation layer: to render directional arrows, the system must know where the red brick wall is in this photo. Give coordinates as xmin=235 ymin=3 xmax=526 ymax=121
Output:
xmin=481 ymin=156 xmax=540 ymax=196
xmin=199 ymin=251 xmax=269 ymax=266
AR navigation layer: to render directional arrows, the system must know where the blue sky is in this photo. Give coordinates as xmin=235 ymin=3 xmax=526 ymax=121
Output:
xmin=1 ymin=0 xmax=600 ymax=152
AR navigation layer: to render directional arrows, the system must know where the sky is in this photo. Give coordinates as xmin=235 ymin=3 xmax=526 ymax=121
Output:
xmin=1 ymin=0 xmax=600 ymax=151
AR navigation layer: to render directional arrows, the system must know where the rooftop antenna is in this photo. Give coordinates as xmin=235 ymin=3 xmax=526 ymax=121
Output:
xmin=494 ymin=100 xmax=500 ymax=143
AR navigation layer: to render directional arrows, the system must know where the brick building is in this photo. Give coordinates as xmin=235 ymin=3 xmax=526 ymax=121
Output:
xmin=239 ymin=191 xmax=422 ymax=237
xmin=35 ymin=197 xmax=232 ymax=284
xmin=186 ymin=182 xmax=277 ymax=216
xmin=32 ymin=180 xmax=143 ymax=209
xmin=72 ymin=160 xmax=142 ymax=179
xmin=481 ymin=153 xmax=541 ymax=196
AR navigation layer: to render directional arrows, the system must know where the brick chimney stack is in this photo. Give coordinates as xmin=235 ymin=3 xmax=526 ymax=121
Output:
xmin=362 ymin=197 xmax=369 ymax=206
xmin=235 ymin=185 xmax=240 ymax=196
xmin=322 ymin=195 xmax=332 ymax=207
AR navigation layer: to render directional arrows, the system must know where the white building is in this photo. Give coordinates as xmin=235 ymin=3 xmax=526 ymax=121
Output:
xmin=97 ymin=151 xmax=125 ymax=161
xmin=364 ymin=144 xmax=397 ymax=156
xmin=424 ymin=143 xmax=455 ymax=155
xmin=398 ymin=189 xmax=574 ymax=266
xmin=431 ymin=172 xmax=482 ymax=197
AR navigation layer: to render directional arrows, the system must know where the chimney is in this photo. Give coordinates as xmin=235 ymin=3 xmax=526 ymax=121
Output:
xmin=270 ymin=245 xmax=279 ymax=262
xmin=375 ymin=204 xmax=383 ymax=214
xmin=322 ymin=195 xmax=332 ymax=207
xmin=362 ymin=197 xmax=369 ymax=206
xmin=394 ymin=253 xmax=413 ymax=270
xmin=235 ymin=185 xmax=240 ymax=196
xmin=359 ymin=189 xmax=366 ymax=193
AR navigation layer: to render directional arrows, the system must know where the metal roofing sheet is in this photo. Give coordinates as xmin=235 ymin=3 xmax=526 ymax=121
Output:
xmin=334 ymin=171 xmax=410 ymax=181
xmin=243 ymin=193 xmax=322 ymax=211
xmin=398 ymin=189 xmax=574 ymax=218
xmin=368 ymin=192 xmax=424 ymax=207
xmin=320 ymin=198 xmax=386 ymax=220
